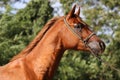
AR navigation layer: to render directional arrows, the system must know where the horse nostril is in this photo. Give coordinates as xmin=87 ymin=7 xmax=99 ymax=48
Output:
xmin=99 ymin=42 xmax=105 ymax=51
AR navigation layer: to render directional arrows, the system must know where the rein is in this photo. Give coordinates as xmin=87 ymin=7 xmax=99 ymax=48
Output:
xmin=87 ymin=44 xmax=120 ymax=72
xmin=64 ymin=17 xmax=120 ymax=73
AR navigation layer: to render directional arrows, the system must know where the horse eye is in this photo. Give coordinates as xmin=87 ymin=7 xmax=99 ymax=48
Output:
xmin=74 ymin=23 xmax=83 ymax=28
xmin=74 ymin=24 xmax=79 ymax=28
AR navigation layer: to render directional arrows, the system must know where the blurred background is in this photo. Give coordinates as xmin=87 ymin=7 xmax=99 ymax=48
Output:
xmin=0 ymin=0 xmax=120 ymax=80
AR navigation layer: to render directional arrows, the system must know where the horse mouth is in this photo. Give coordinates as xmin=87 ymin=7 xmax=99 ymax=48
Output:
xmin=90 ymin=48 xmax=102 ymax=56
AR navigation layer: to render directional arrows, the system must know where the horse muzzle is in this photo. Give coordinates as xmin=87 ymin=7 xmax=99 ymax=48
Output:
xmin=87 ymin=41 xmax=105 ymax=55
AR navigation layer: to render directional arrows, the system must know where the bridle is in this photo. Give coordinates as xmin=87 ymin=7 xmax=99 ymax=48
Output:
xmin=63 ymin=17 xmax=95 ymax=47
xmin=64 ymin=17 xmax=97 ymax=56
xmin=63 ymin=17 xmax=120 ymax=72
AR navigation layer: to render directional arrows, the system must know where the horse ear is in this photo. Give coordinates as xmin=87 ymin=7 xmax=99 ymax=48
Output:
xmin=75 ymin=7 xmax=80 ymax=16
xmin=66 ymin=5 xmax=76 ymax=19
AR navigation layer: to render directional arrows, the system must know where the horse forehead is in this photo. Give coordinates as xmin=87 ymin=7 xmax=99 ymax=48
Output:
xmin=73 ymin=17 xmax=86 ymax=24
xmin=77 ymin=17 xmax=87 ymax=25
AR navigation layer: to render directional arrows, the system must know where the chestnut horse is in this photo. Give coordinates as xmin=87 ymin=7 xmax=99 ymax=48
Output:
xmin=0 ymin=5 xmax=105 ymax=80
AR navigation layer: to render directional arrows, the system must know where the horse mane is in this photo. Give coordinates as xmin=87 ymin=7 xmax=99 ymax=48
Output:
xmin=10 ymin=17 xmax=60 ymax=61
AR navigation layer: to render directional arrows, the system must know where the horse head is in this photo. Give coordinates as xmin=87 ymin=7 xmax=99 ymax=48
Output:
xmin=60 ymin=5 xmax=105 ymax=55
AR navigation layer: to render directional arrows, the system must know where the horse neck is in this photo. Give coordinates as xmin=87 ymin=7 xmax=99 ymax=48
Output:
xmin=25 ymin=19 xmax=65 ymax=79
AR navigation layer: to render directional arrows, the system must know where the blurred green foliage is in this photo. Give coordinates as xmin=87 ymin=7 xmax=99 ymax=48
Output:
xmin=0 ymin=0 xmax=53 ymax=65
xmin=0 ymin=0 xmax=120 ymax=80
